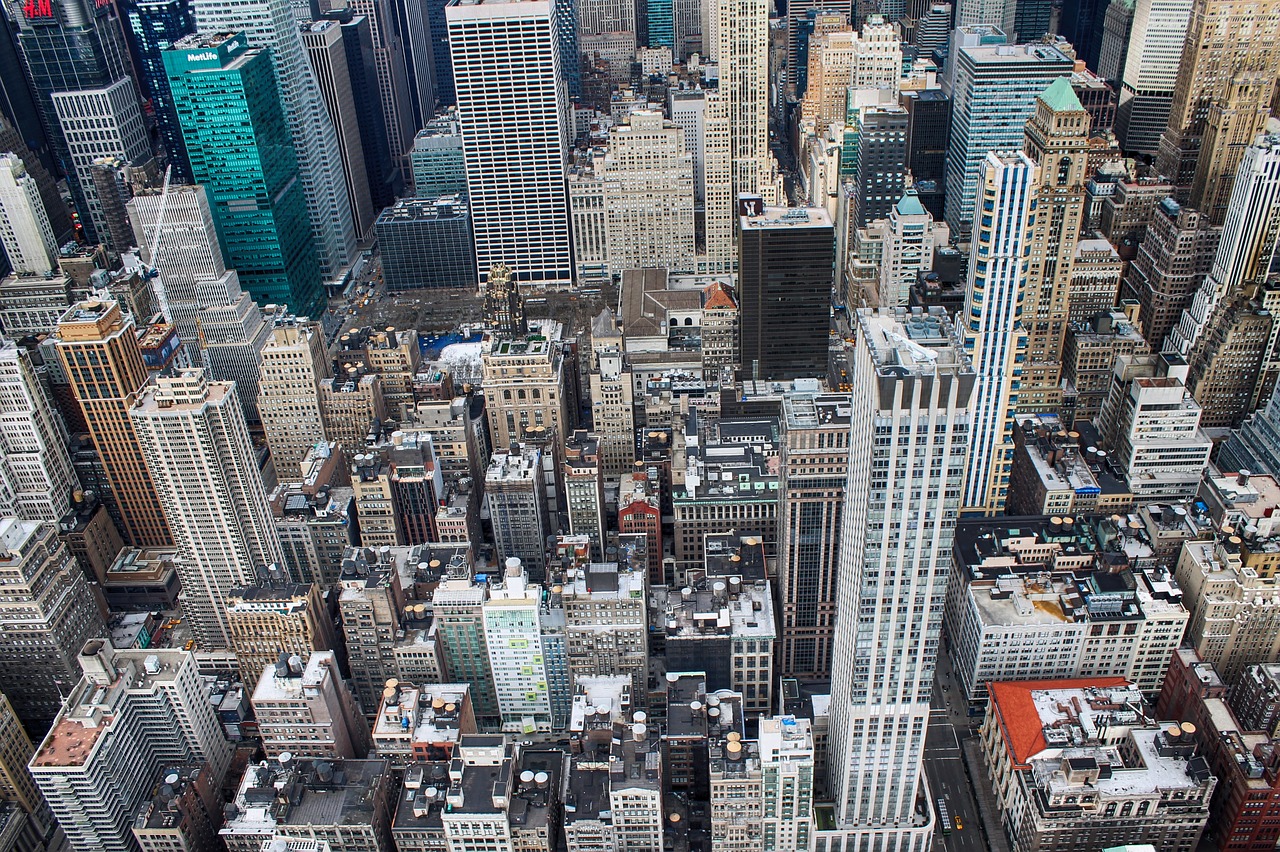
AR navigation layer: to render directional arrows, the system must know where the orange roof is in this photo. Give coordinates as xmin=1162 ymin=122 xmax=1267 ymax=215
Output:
xmin=989 ymin=677 xmax=1128 ymax=767
xmin=703 ymin=282 xmax=736 ymax=310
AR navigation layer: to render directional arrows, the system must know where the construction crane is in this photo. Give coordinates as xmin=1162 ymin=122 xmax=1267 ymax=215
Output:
xmin=142 ymin=164 xmax=173 ymax=323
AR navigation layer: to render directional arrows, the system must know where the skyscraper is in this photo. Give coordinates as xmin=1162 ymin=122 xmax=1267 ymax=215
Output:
xmin=738 ymin=203 xmax=834 ymax=381
xmin=164 ymin=32 xmax=322 ymax=316
xmin=0 ymin=152 xmax=57 ymax=276
xmin=448 ymin=0 xmax=573 ymax=288
xmin=29 ymin=641 xmax=233 ymax=852
xmin=0 ymin=340 xmax=77 ymax=522
xmin=961 ymin=151 xmax=1036 ymax=514
xmin=718 ymin=0 xmax=775 ymax=204
xmin=130 ymin=369 xmax=284 ymax=649
xmin=50 ymin=79 xmax=151 ymax=248
xmin=118 ymin=0 xmax=197 ymax=182
xmin=1155 ymin=0 xmax=1280 ymax=223
xmin=1113 ymin=0 xmax=1192 ymax=154
xmin=126 ymin=184 xmax=246 ymax=362
xmin=7 ymin=0 xmax=137 ymax=244
xmin=1017 ymin=78 xmax=1091 ymax=411
xmin=1167 ymin=128 xmax=1280 ymax=357
xmin=57 ymin=299 xmax=172 ymax=548
xmin=826 ymin=307 xmax=972 ymax=848
xmin=602 ymin=110 xmax=697 ymax=274
xmin=942 ymin=36 xmax=1074 ymax=237
xmin=852 ymin=104 xmax=909 ymax=228
xmin=0 ymin=519 xmax=106 ymax=733
xmin=344 ymin=0 xmax=418 ymax=178
xmin=301 ymin=19 xmax=375 ymax=239
xmin=258 ymin=317 xmax=331 ymax=476
xmin=393 ymin=0 xmax=437 ymax=127
xmin=191 ymin=0 xmax=357 ymax=279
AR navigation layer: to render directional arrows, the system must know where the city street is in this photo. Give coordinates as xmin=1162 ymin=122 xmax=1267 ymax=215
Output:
xmin=923 ymin=649 xmax=1006 ymax=852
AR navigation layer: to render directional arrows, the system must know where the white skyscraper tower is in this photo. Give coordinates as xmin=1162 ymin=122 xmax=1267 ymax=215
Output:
xmin=718 ymin=0 xmax=777 ymax=205
xmin=1167 ymin=126 xmax=1280 ymax=356
xmin=448 ymin=0 xmax=574 ymax=289
xmin=960 ymin=151 xmax=1036 ymax=514
xmin=130 ymin=369 xmax=284 ymax=649
xmin=0 ymin=340 xmax=77 ymax=522
xmin=192 ymin=0 xmax=357 ymax=278
xmin=127 ymin=185 xmax=245 ymax=362
xmin=483 ymin=559 xmax=551 ymax=732
xmin=1114 ymin=0 xmax=1193 ymax=154
xmin=825 ymin=306 xmax=973 ymax=852
xmin=0 ymin=153 xmax=57 ymax=277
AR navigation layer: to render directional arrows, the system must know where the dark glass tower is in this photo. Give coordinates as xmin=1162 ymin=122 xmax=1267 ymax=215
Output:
xmin=118 ymin=0 xmax=196 ymax=183
xmin=737 ymin=200 xmax=835 ymax=381
xmin=8 ymin=0 xmax=138 ymax=243
xmin=423 ymin=0 xmax=453 ymax=105
xmin=317 ymin=8 xmax=401 ymax=209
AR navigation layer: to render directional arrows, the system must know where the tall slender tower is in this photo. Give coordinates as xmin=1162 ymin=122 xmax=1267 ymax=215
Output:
xmin=961 ymin=151 xmax=1036 ymax=514
xmin=118 ymin=0 xmax=198 ymax=183
xmin=1154 ymin=0 xmax=1280 ymax=224
xmin=0 ymin=340 xmax=77 ymax=523
xmin=448 ymin=0 xmax=573 ymax=288
xmin=0 ymin=153 xmax=57 ymax=277
xmin=1018 ymin=79 xmax=1091 ymax=411
xmin=1113 ymin=0 xmax=1192 ymax=154
xmin=718 ymin=0 xmax=774 ymax=204
xmin=191 ymin=0 xmax=357 ymax=279
xmin=827 ymin=307 xmax=973 ymax=849
xmin=56 ymin=300 xmax=172 ymax=548
xmin=258 ymin=317 xmax=332 ymax=476
xmin=1167 ymin=128 xmax=1280 ymax=356
xmin=130 ymin=369 xmax=284 ymax=649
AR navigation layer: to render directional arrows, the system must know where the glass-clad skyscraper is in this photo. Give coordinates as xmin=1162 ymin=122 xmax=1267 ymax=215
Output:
xmin=119 ymin=0 xmax=196 ymax=183
xmin=164 ymin=32 xmax=322 ymax=316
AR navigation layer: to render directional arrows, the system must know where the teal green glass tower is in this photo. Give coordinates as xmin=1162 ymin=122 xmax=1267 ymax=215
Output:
xmin=163 ymin=32 xmax=322 ymax=316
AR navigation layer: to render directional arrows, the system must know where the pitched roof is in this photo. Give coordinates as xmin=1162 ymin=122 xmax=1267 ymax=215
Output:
xmin=895 ymin=189 xmax=927 ymax=217
xmin=1039 ymin=76 xmax=1085 ymax=113
xmin=703 ymin=281 xmax=736 ymax=310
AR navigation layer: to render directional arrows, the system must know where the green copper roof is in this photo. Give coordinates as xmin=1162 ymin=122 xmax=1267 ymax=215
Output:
xmin=895 ymin=189 xmax=927 ymax=217
xmin=1039 ymin=76 xmax=1084 ymax=113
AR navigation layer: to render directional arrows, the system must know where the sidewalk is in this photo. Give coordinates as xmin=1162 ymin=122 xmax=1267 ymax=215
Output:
xmin=961 ymin=736 xmax=1011 ymax=852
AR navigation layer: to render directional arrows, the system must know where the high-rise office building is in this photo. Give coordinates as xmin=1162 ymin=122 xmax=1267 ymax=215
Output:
xmin=483 ymin=562 xmax=552 ymax=731
xmin=301 ymin=19 xmax=375 ymax=239
xmin=195 ymin=294 xmax=271 ymax=423
xmin=778 ymin=392 xmax=849 ymax=679
xmin=719 ymin=0 xmax=774 ymax=204
xmin=576 ymin=0 xmax=634 ymax=35
xmin=902 ymin=88 xmax=950 ymax=220
xmin=602 ymin=110 xmax=696 ymax=274
xmin=130 ymin=369 xmax=285 ymax=649
xmin=0 ymin=153 xmax=57 ymax=276
xmin=0 ymin=340 xmax=77 ymax=523
xmin=410 ymin=115 xmax=465 ymax=198
xmin=0 ymin=115 xmax=72 ymax=244
xmin=7 ymin=0 xmax=137 ymax=245
xmin=318 ymin=8 xmax=401 ymax=209
xmin=0 ymin=690 xmax=46 ymax=832
xmin=825 ymin=307 xmax=972 ymax=849
xmin=1017 ymin=79 xmax=1091 ymax=411
xmin=259 ymin=318 xmax=333 ymax=475
xmin=226 ymin=582 xmax=336 ymax=685
xmin=961 ymin=151 xmax=1035 ymax=514
xmin=1097 ymin=0 xmax=1135 ymax=81
xmin=50 ymin=79 xmax=151 ymax=248
xmin=164 ymin=32 xmax=323 ymax=316
xmin=1168 ymin=129 xmax=1280 ymax=357
xmin=432 ymin=576 xmax=499 ymax=728
xmin=485 ymin=444 xmax=552 ymax=579
xmin=738 ymin=203 xmax=834 ymax=381
xmin=448 ymin=0 xmax=573 ymax=288
xmin=57 ymin=299 xmax=172 ymax=548
xmin=1122 ymin=197 xmax=1220 ymax=350
xmin=393 ymin=0 xmax=436 ymax=129
xmin=1155 ymin=0 xmax=1280 ymax=223
xmin=1114 ymin=0 xmax=1192 ymax=154
xmin=374 ymin=196 xmax=477 ymax=290
xmin=943 ymin=36 xmax=1074 ymax=237
xmin=853 ymin=104 xmax=909 ymax=228
xmin=873 ymin=190 xmax=949 ymax=307
xmin=118 ymin=0 xmax=197 ymax=183
xmin=126 ymin=184 xmax=247 ymax=362
xmin=191 ymin=0 xmax=357 ymax=280
xmin=29 ymin=641 xmax=232 ymax=852
xmin=344 ymin=0 xmax=418 ymax=178
xmin=251 ymin=649 xmax=370 ymax=760
xmin=422 ymin=0 xmax=455 ymax=106
xmin=803 ymin=20 xmax=902 ymax=134
xmin=0 ymin=519 xmax=106 ymax=733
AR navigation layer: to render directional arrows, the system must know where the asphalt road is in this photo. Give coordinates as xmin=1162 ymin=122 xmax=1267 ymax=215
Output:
xmin=923 ymin=651 xmax=994 ymax=852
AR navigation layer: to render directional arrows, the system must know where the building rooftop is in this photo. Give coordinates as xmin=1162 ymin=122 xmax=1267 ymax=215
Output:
xmin=222 ymin=757 xmax=388 ymax=836
xmin=858 ymin=306 xmax=973 ymax=378
xmin=1039 ymin=75 xmax=1084 ymax=112
xmin=393 ymin=761 xmax=451 ymax=831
